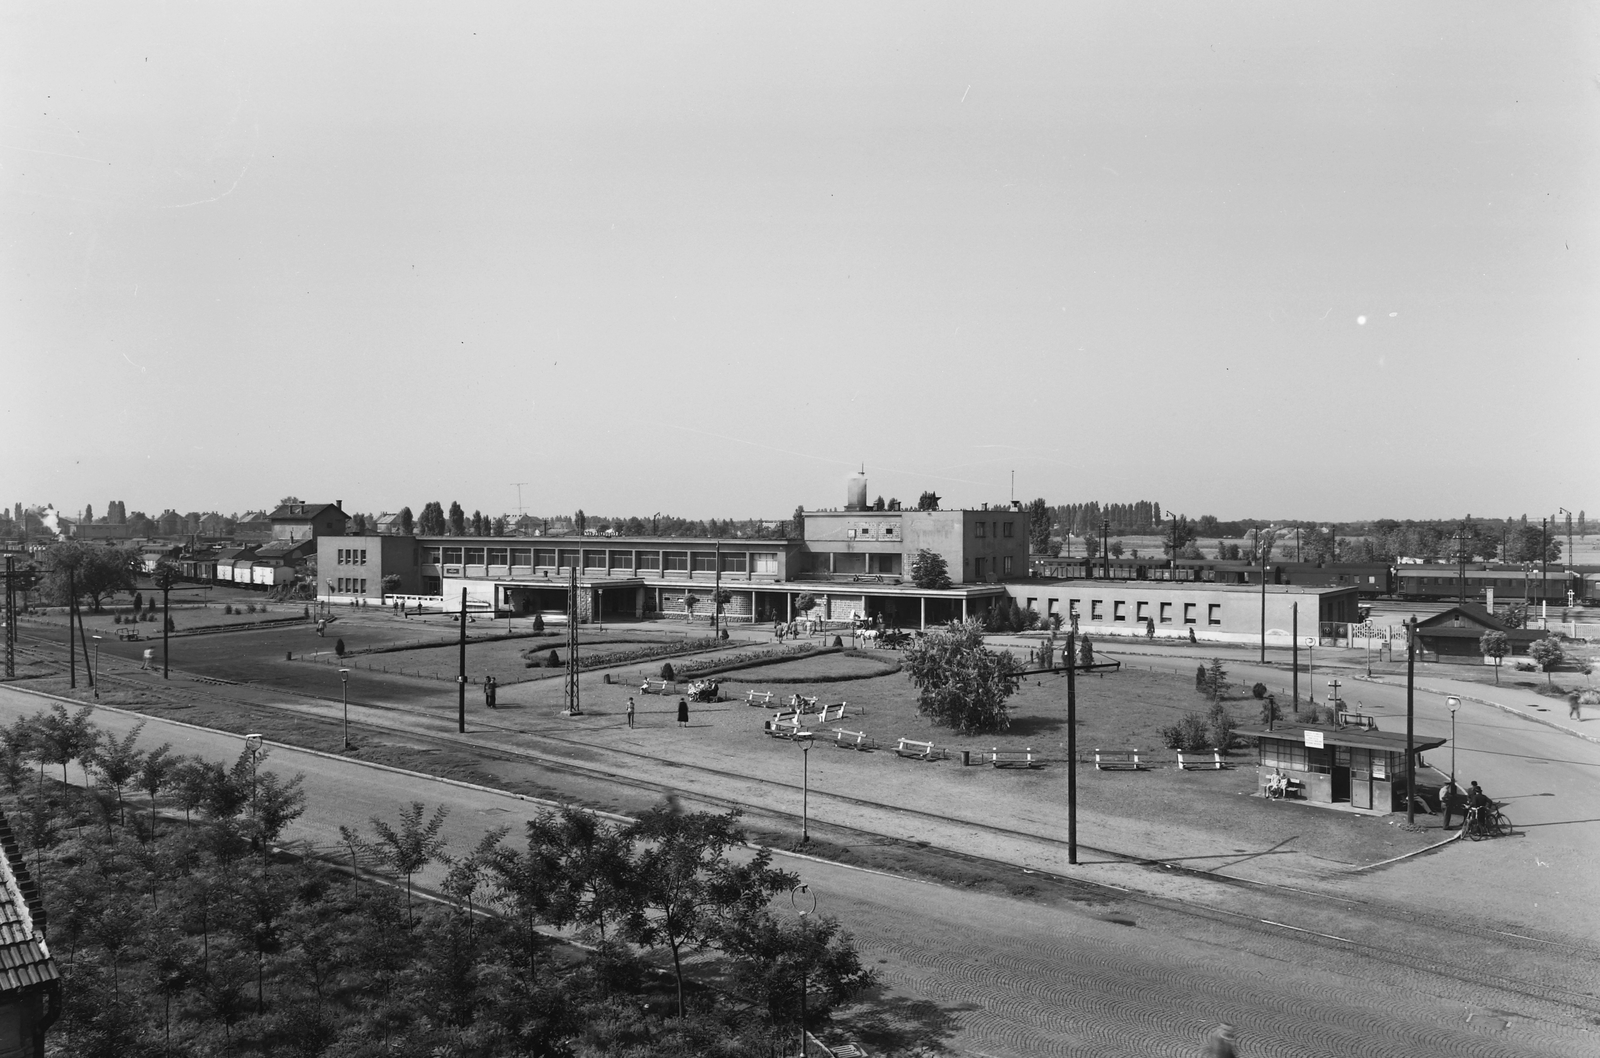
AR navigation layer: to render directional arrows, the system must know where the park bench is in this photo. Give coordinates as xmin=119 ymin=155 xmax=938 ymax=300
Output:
xmin=745 ymin=690 xmax=776 ymax=707
xmin=764 ymin=717 xmax=801 ymax=739
xmin=831 ymin=728 xmax=874 ymax=751
xmin=988 ymin=747 xmax=1043 ymax=769
xmin=116 ymin=626 xmax=141 ymax=641
xmin=894 ymin=737 xmax=940 ymax=761
xmin=1177 ymin=750 xmax=1226 ymax=770
xmin=817 ymin=702 xmax=847 ymax=723
xmin=1264 ymin=774 xmax=1306 ymax=800
xmin=640 ymin=677 xmax=672 ymax=695
xmin=788 ymin=693 xmax=820 ymax=713
xmin=1094 ymin=748 xmax=1143 ymax=771
xmin=1337 ymin=711 xmax=1377 ymax=731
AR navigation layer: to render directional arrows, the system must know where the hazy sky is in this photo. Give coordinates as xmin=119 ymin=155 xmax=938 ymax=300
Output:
xmin=5 ymin=2 xmax=1597 ymax=523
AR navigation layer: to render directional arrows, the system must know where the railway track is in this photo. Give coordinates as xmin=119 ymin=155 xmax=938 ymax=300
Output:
xmin=12 ymin=630 xmax=1600 ymax=1023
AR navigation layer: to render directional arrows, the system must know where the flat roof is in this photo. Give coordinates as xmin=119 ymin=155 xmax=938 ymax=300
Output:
xmin=1023 ymin=579 xmax=1355 ymax=595
xmin=1237 ymin=725 xmax=1446 ymax=754
xmin=409 ymin=535 xmax=797 ymax=547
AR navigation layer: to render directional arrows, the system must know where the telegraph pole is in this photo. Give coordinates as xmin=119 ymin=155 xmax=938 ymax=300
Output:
xmin=3 ymin=557 xmax=14 ymax=679
xmin=457 ymin=587 xmax=468 ymax=733
xmin=1066 ymin=611 xmax=1079 ymax=865
xmin=1405 ymin=617 xmax=1417 ymax=826
xmin=67 ymin=569 xmax=77 ymax=689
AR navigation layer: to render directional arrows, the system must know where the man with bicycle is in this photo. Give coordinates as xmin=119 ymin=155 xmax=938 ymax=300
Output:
xmin=1465 ymin=781 xmax=1493 ymax=836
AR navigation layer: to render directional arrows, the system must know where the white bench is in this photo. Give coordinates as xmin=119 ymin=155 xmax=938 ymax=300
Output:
xmin=832 ymin=728 xmax=874 ymax=751
xmin=817 ymin=702 xmax=846 ymax=723
xmin=640 ymin=677 xmax=672 ymax=695
xmin=895 ymin=737 xmax=939 ymax=761
xmin=989 ymin=747 xmax=1043 ymax=769
xmin=1094 ymin=748 xmax=1143 ymax=771
xmin=765 ymin=717 xmax=801 ymax=739
xmin=745 ymin=690 xmax=776 ymax=707
xmin=1177 ymin=750 xmax=1225 ymax=770
xmin=788 ymin=693 xmax=820 ymax=713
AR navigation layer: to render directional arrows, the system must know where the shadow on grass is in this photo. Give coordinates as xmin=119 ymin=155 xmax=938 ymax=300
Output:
xmin=838 ymin=984 xmax=963 ymax=1056
xmin=1002 ymin=713 xmax=1067 ymax=738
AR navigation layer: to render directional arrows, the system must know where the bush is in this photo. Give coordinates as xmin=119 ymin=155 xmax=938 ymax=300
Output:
xmin=1160 ymin=712 xmax=1211 ymax=753
xmin=1259 ymin=695 xmax=1281 ymax=725
xmin=660 ymin=662 xmax=675 ymax=681
xmin=533 ymin=613 xmax=545 ymax=632
xmin=1195 ymin=664 xmax=1206 ymax=691
xmin=1251 ymin=682 xmax=1267 ymax=699
xmin=224 ymin=603 xmax=234 ymax=615
xmin=832 ymin=635 xmax=844 ymax=648
xmin=303 ymin=605 xmax=310 ymax=618
xmin=335 ymin=638 xmax=346 ymax=657
xmin=164 ymin=616 xmax=174 ymax=632
xmin=548 ymin=650 xmax=561 ymax=668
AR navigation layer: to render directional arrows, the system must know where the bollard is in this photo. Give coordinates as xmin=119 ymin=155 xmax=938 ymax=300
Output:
xmin=961 ymin=749 xmax=971 ymax=767
xmin=286 ymin=651 xmax=292 ymax=661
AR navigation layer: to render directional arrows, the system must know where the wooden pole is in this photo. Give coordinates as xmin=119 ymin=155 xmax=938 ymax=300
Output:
xmin=457 ymin=587 xmax=467 ymax=733
xmin=1406 ymin=617 xmax=1416 ymax=826
xmin=1292 ymin=602 xmax=1299 ymax=714
xmin=1066 ymin=619 xmax=1078 ymax=865
xmin=67 ymin=569 xmax=76 ymax=689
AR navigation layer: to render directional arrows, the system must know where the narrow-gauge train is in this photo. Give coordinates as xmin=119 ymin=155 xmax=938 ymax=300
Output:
xmin=1392 ymin=565 xmax=1581 ymax=607
xmin=1030 ymin=556 xmax=1393 ymax=596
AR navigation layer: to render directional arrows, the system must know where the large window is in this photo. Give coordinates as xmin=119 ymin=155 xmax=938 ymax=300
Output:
xmin=534 ymin=548 xmax=556 ymax=567
xmin=1113 ymin=600 xmax=1126 ymax=622
xmin=442 ymin=547 xmax=463 ymax=565
xmin=720 ymin=552 xmax=747 ymax=574
xmin=664 ymin=551 xmax=689 ymax=572
xmin=1135 ymin=601 xmax=1148 ymax=621
xmin=1003 ymin=522 xmax=1014 ymax=538
xmin=1090 ymin=600 xmax=1103 ymax=620
xmin=975 ymin=522 xmax=987 ymax=539
xmin=636 ymin=551 xmax=661 ymax=571
xmin=1208 ymin=604 xmax=1222 ymax=626
xmin=510 ymin=548 xmax=532 ymax=566
xmin=1183 ymin=603 xmax=1196 ymax=625
xmin=1003 ymin=556 xmax=1014 ymax=575
xmin=691 ymin=552 xmax=717 ymax=572
xmin=1159 ymin=602 xmax=1172 ymax=624
xmin=464 ymin=547 xmax=485 ymax=565
xmin=751 ymin=552 xmax=778 ymax=575
xmin=424 ymin=547 xmax=442 ymax=564
xmin=974 ymin=558 xmax=985 ymax=579
xmin=583 ymin=550 xmax=606 ymax=570
xmin=558 ymin=549 xmax=579 ymax=569
xmin=486 ymin=548 xmax=509 ymax=566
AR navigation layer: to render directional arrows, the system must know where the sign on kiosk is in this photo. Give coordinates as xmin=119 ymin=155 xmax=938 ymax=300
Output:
xmin=1303 ymin=730 xmax=1325 ymax=749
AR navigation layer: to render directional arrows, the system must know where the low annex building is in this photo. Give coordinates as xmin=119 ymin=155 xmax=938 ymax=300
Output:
xmin=1014 ymin=580 xmax=1360 ymax=647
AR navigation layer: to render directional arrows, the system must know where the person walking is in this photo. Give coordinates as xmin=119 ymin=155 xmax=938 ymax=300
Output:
xmin=316 ymin=618 xmax=326 ymax=637
xmin=484 ymin=674 xmax=497 ymax=709
xmin=1569 ymin=692 xmax=1583 ymax=720
xmin=676 ymin=696 xmax=689 ymax=728
xmin=626 ymin=696 xmax=636 ymax=729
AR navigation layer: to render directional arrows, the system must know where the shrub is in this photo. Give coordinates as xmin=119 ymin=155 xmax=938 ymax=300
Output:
xmin=112 ymin=614 xmax=121 ymax=624
xmin=335 ymin=638 xmax=346 ymax=657
xmin=224 ymin=603 xmax=234 ymax=615
xmin=548 ymin=650 xmax=561 ymax=668
xmin=1160 ymin=713 xmax=1211 ymax=753
xmin=1251 ymin=682 xmax=1267 ymax=699
xmin=660 ymin=662 xmax=675 ymax=681
xmin=1581 ymin=689 xmax=1600 ymax=706
xmin=1207 ymin=702 xmax=1237 ymax=750
xmin=1259 ymin=695 xmax=1281 ymax=725
xmin=533 ymin=613 xmax=545 ymax=632
xmin=1195 ymin=664 xmax=1206 ymax=690
xmin=164 ymin=616 xmax=174 ymax=632
xmin=832 ymin=635 xmax=844 ymax=648
xmin=303 ymin=605 xmax=310 ymax=618
xmin=1078 ymin=635 xmax=1094 ymax=667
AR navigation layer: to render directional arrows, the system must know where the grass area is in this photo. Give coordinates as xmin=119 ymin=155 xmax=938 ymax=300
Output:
xmin=729 ymin=651 xmax=902 ymax=683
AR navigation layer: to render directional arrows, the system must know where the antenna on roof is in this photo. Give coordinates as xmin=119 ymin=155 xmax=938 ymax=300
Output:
xmin=512 ymin=483 xmax=528 ymax=516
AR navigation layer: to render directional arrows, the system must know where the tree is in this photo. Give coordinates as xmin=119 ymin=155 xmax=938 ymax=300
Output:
xmin=719 ymin=905 xmax=876 ymax=1042
xmin=447 ymin=502 xmax=466 ymax=536
xmin=789 ymin=505 xmax=806 ymax=540
xmin=470 ymin=510 xmax=485 ymax=536
xmin=1078 ymin=634 xmax=1094 ymax=667
xmin=1162 ymin=515 xmax=1199 ymax=559
xmin=574 ymin=509 xmax=587 ymax=535
xmin=397 ymin=506 xmax=414 ymax=535
xmin=1109 ymin=539 xmax=1123 ymax=558
xmin=902 ymin=619 xmax=1023 ymax=734
xmin=916 ymin=491 xmax=941 ymax=511
xmin=418 ymin=502 xmax=446 ymax=535
xmin=624 ymin=805 xmax=795 ymax=1018
xmin=382 ymin=573 xmax=402 ymax=595
xmin=909 ymin=549 xmax=952 ymax=590
xmin=42 ymin=541 xmax=142 ymax=612
xmin=90 ymin=720 xmax=147 ymax=829
xmin=1026 ymin=498 xmax=1053 ymax=555
xmin=139 ymin=744 xmax=176 ymax=837
xmin=1082 ymin=534 xmax=1099 ymax=560
xmin=871 ymin=496 xmax=885 ymax=511
xmin=794 ymin=593 xmax=817 ymax=620
xmin=1527 ymin=636 xmax=1565 ymax=688
xmin=1479 ymin=630 xmax=1510 ymax=685
xmin=1506 ymin=525 xmax=1562 ymax=563
xmin=365 ymin=802 xmax=450 ymax=922
xmin=351 ymin=513 xmax=368 ymax=534
xmin=491 ymin=515 xmax=508 ymax=536
xmin=1200 ymin=658 xmax=1229 ymax=700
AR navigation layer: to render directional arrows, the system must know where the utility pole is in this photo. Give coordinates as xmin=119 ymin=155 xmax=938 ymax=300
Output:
xmin=3 ymin=557 xmax=15 ymax=679
xmin=1101 ymin=519 xmax=1110 ymax=580
xmin=564 ymin=564 xmax=582 ymax=716
xmin=1066 ymin=611 xmax=1079 ymax=865
xmin=457 ymin=587 xmax=467 ymax=733
xmin=67 ymin=568 xmax=77 ymax=689
xmin=1292 ymin=602 xmax=1299 ymax=715
xmin=1541 ymin=517 xmax=1549 ymax=628
xmin=1405 ymin=617 xmax=1417 ymax=826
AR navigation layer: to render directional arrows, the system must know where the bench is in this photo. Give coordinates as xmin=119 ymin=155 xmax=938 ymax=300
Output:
xmin=832 ymin=728 xmax=874 ymax=751
xmin=765 ymin=717 xmax=801 ymax=739
xmin=1337 ymin=711 xmax=1377 ymax=731
xmin=640 ymin=678 xmax=672 ymax=695
xmin=745 ymin=690 xmax=776 ymax=707
xmin=1094 ymin=748 xmax=1143 ymax=771
xmin=116 ymin=627 xmax=141 ymax=641
xmin=1265 ymin=775 xmax=1306 ymax=800
xmin=895 ymin=737 xmax=939 ymax=761
xmin=817 ymin=702 xmax=846 ymax=723
xmin=1177 ymin=750 xmax=1225 ymax=770
xmin=788 ymin=694 xmax=820 ymax=713
xmin=989 ymin=747 xmax=1043 ymax=769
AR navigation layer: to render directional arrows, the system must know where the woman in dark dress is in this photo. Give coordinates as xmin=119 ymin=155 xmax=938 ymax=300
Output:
xmin=677 ymin=697 xmax=689 ymax=728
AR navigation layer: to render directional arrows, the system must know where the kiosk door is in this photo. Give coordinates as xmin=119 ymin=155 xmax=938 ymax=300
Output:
xmin=1332 ymin=746 xmax=1351 ymax=803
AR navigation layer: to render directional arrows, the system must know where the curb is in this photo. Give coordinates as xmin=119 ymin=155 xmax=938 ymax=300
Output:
xmin=1412 ymin=683 xmax=1600 ymax=748
xmin=1346 ymin=828 xmax=1463 ymax=872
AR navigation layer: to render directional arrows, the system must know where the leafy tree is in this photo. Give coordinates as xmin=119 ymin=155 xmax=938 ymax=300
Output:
xmin=1497 ymin=604 xmax=1529 ymax=629
xmin=397 ymin=506 xmax=414 ymax=534
xmin=575 ymin=509 xmax=587 ymax=535
xmin=447 ymin=502 xmax=466 ymax=536
xmin=909 ymin=549 xmax=952 ymax=590
xmin=1026 ymin=498 xmax=1053 ymax=555
xmin=138 ymin=744 xmax=176 ymax=837
xmin=365 ymin=802 xmax=450 ymax=922
xmin=351 ymin=513 xmax=368 ymax=534
xmin=1527 ymin=636 xmax=1565 ymax=687
xmin=89 ymin=720 xmax=146 ymax=828
xmin=38 ymin=703 xmax=99 ymax=812
xmin=903 ymin=619 xmax=1023 ymax=733
xmin=794 ymin=593 xmax=817 ymax=618
xmin=1160 ymin=712 xmax=1211 ymax=753
xmin=916 ymin=491 xmax=941 ymax=511
xmin=519 ymin=806 xmax=637 ymax=942
xmin=417 ymin=501 xmax=446 ymax=535
xmin=470 ymin=510 xmax=485 ymax=536
xmin=492 ymin=515 xmax=509 ymax=536
xmin=1199 ymin=658 xmax=1229 ymax=700
xmin=42 ymin=541 xmax=142 ymax=612
xmin=1505 ymin=524 xmax=1561 ymax=563
xmin=719 ymin=904 xmax=876 ymax=1043
xmin=1479 ymin=630 xmax=1510 ymax=685
xmin=1207 ymin=701 xmax=1237 ymax=751
xmin=1109 ymin=539 xmax=1124 ymax=558
xmin=1078 ymin=633 xmax=1094 ymax=667
xmin=789 ymin=505 xmax=806 ymax=540
xmin=623 ymin=805 xmax=795 ymax=1018
xmin=871 ymin=495 xmax=886 ymax=511
xmin=1163 ymin=515 xmax=1199 ymax=558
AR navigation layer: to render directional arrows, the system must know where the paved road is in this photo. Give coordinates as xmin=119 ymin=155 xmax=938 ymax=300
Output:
xmin=3 ymin=685 xmax=1595 ymax=1058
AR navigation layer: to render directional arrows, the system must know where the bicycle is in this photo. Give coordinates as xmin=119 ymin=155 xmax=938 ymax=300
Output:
xmin=1464 ymin=804 xmax=1513 ymax=840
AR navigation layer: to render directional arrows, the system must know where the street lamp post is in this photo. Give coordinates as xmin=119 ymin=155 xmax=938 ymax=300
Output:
xmin=791 ymin=882 xmax=817 ymax=1056
xmin=1446 ymin=695 xmax=1460 ymax=786
xmin=798 ymin=732 xmax=814 ymax=842
xmin=339 ymin=667 xmax=351 ymax=751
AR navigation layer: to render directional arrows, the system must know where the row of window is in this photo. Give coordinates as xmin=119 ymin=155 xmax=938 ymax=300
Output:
xmin=1027 ymin=597 xmax=1225 ymax=626
xmin=973 ymin=521 xmax=1015 ymax=539
xmin=845 ymin=526 xmax=896 ymax=540
xmin=334 ymin=578 xmax=368 ymax=594
xmin=971 ymin=557 xmax=1016 ymax=578
xmin=335 ymin=549 xmax=368 ymax=565
xmin=423 ymin=547 xmax=779 ymax=575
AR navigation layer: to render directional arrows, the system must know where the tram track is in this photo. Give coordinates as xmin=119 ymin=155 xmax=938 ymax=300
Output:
xmin=12 ymin=630 xmax=1600 ymax=1022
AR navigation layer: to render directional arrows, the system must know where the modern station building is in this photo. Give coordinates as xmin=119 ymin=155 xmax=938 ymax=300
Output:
xmin=317 ymin=476 xmax=1027 ymax=628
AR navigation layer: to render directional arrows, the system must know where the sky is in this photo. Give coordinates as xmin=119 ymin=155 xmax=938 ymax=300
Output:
xmin=4 ymin=2 xmax=1597 ymax=524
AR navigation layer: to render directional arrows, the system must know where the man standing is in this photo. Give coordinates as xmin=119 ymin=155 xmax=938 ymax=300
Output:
xmin=677 ymin=696 xmax=689 ymax=728
xmin=626 ymin=696 xmax=636 ymax=729
xmin=1439 ymin=778 xmax=1461 ymax=830
xmin=484 ymin=674 xmax=497 ymax=710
